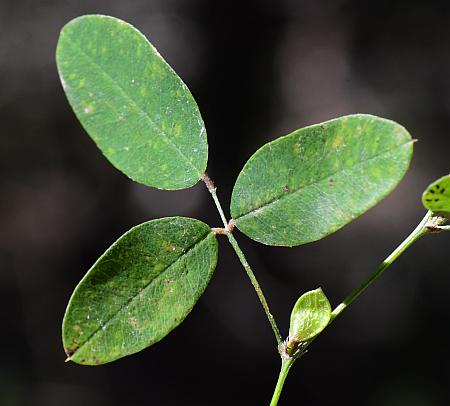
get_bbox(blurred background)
[1,1,450,405]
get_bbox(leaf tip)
[64,346,76,363]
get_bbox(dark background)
[1,1,449,405]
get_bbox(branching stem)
[270,210,446,405]
[202,174,283,345]
[203,172,447,405]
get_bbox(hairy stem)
[270,358,294,406]
[202,174,282,345]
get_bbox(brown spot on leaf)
[129,317,138,328]
[328,177,334,187]
[164,242,176,252]
[91,355,101,365]
[283,185,290,193]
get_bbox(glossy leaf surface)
[56,15,208,190]
[63,217,217,365]
[289,288,331,342]
[422,175,450,218]
[231,114,413,246]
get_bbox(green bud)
[288,288,331,343]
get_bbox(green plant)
[56,14,449,405]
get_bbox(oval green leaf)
[289,288,331,342]
[62,217,217,365]
[230,114,413,246]
[56,15,208,190]
[422,175,450,218]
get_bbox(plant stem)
[270,358,294,406]
[203,172,445,406]
[203,175,229,229]
[331,210,433,320]
[270,211,442,405]
[226,232,283,345]
[202,174,283,345]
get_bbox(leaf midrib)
[66,230,212,358]
[234,139,413,222]
[62,31,201,177]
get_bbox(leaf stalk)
[202,174,283,345]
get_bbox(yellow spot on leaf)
[173,123,181,136]
[332,135,343,149]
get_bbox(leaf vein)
[63,32,201,176]
[68,231,212,357]
[235,139,413,221]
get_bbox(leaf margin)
[230,114,414,246]
[62,216,218,365]
[56,14,209,190]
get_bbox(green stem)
[270,211,440,405]
[331,210,433,320]
[226,232,282,345]
[270,358,295,406]
[202,175,283,345]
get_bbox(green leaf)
[422,175,450,218]
[289,288,331,342]
[230,114,413,246]
[56,15,208,190]
[62,217,217,365]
